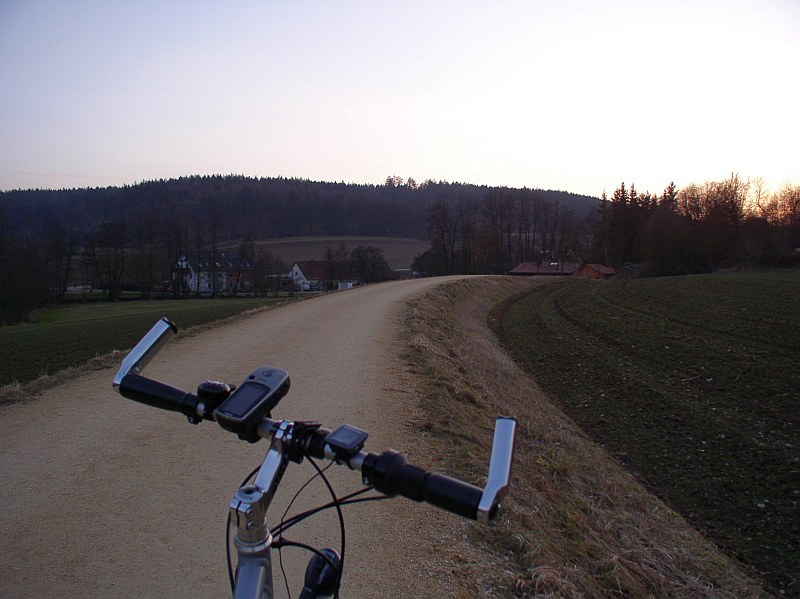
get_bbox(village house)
[288,260,360,291]
[173,251,254,296]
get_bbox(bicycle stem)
[229,425,294,599]
[231,422,294,545]
[230,483,277,599]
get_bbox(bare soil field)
[498,272,799,595]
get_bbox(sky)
[1,0,798,198]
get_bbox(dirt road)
[0,277,465,598]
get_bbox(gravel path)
[0,277,464,598]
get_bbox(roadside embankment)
[398,275,766,598]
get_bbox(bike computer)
[325,424,369,458]
[214,366,290,441]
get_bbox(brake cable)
[276,460,334,599]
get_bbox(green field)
[499,271,799,594]
[0,297,293,387]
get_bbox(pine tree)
[661,181,678,210]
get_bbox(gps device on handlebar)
[215,366,290,442]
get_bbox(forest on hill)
[0,175,598,324]
[0,175,597,242]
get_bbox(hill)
[0,174,599,243]
[0,174,599,323]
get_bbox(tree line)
[413,174,800,277]
[0,174,597,324]
[413,188,595,275]
[312,243,393,289]
[595,175,800,275]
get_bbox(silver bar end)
[112,317,177,390]
[477,417,517,523]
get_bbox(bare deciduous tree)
[84,220,127,301]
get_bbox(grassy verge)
[498,271,798,596]
[399,275,766,598]
[0,296,297,394]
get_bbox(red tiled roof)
[294,260,326,280]
[510,262,580,275]
[582,264,617,275]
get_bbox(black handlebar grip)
[420,472,483,520]
[119,374,199,418]
[363,450,483,520]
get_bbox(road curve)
[0,277,465,598]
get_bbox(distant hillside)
[0,175,600,324]
[0,174,599,243]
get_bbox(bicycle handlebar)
[257,417,513,522]
[118,373,201,417]
[112,318,516,523]
[362,450,485,520]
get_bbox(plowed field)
[499,271,799,595]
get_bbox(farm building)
[575,264,617,279]
[509,262,616,278]
[509,262,580,276]
[172,251,254,296]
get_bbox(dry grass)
[397,275,768,598]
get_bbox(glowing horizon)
[1,0,798,198]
